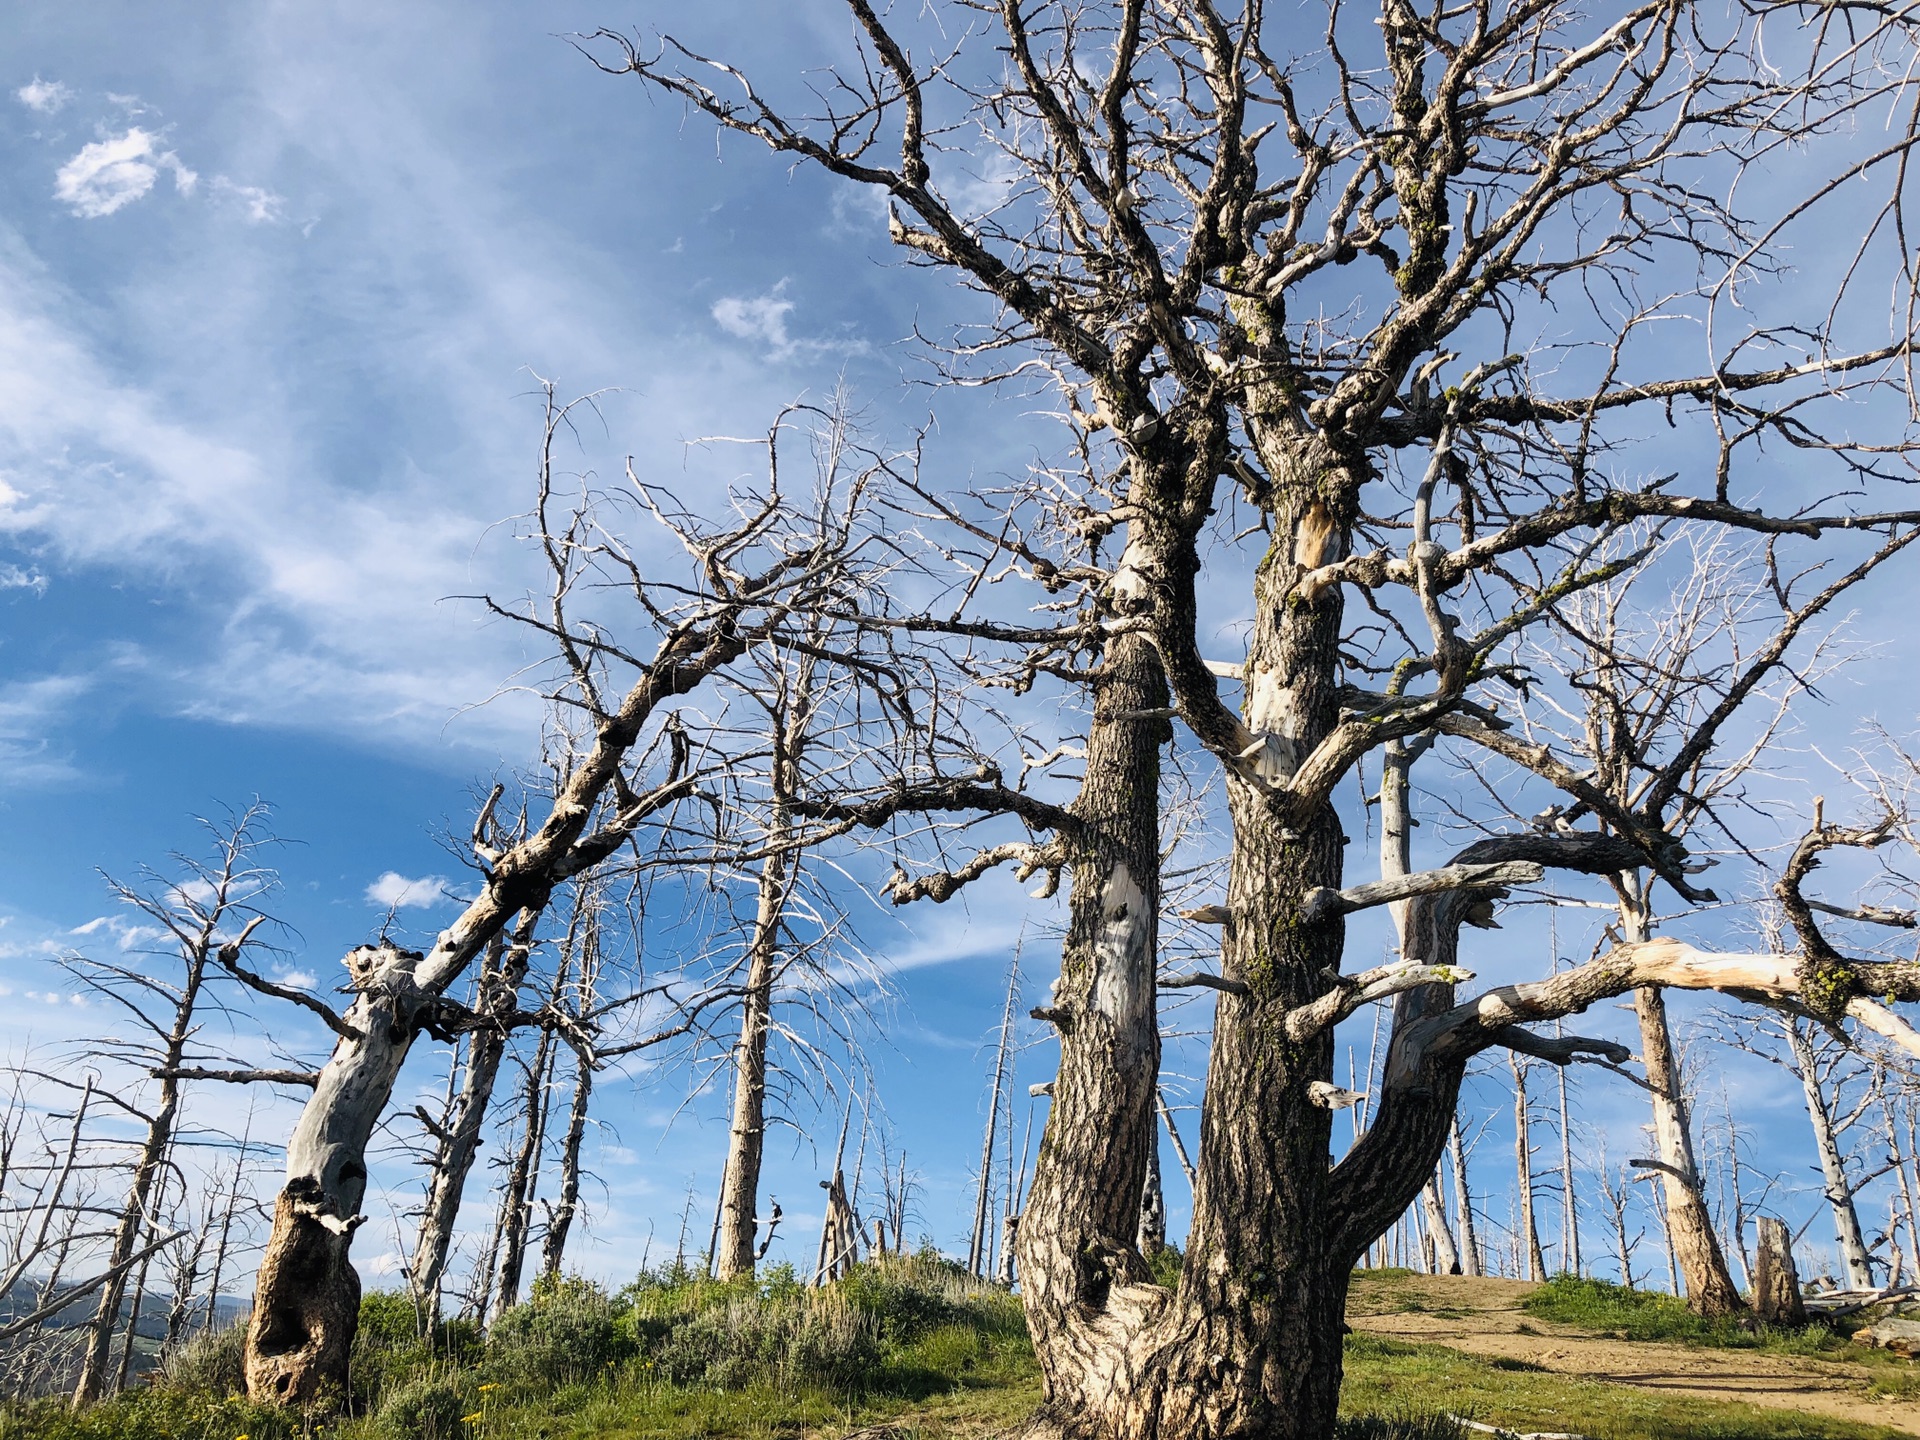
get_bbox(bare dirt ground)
[1348,1274,1918,1434]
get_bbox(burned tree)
[62,807,277,1404]
[240,390,891,1407]
[595,4,1920,1436]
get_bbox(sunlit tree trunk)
[1786,1020,1876,1291]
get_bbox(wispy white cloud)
[711,282,865,362]
[0,674,90,786]
[0,563,45,594]
[15,78,73,115]
[54,128,196,218]
[712,285,801,357]
[365,871,449,909]
[211,175,285,224]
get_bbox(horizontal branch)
[1157,971,1249,997]
[1285,961,1477,1043]
[1808,897,1918,929]
[1300,861,1544,925]
[1398,938,1920,1080]
[886,839,1067,905]
[153,1066,320,1088]
[1490,1027,1632,1068]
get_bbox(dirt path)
[1348,1274,1917,1435]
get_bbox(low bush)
[486,1274,633,1385]
[153,1320,247,1397]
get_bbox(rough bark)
[1137,1139,1166,1258]
[1754,1216,1806,1325]
[1012,566,1172,1434]
[246,944,425,1405]
[1786,1021,1877,1292]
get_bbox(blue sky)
[1,0,1916,1300]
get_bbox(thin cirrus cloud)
[364,871,450,909]
[53,126,197,218]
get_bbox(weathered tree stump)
[1754,1217,1805,1326]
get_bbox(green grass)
[1521,1275,1847,1354]
[4,1265,1914,1440]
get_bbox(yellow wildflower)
[462,1413,484,1423]
[477,1383,499,1391]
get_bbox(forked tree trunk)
[1018,479,1357,1438]
[1617,884,1745,1314]
[248,940,492,1405]
[1786,1020,1876,1291]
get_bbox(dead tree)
[1509,1053,1547,1282]
[64,807,276,1404]
[410,906,543,1324]
[595,4,1920,1434]
[240,391,887,1407]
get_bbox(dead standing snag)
[242,412,886,1407]
[593,4,1920,1436]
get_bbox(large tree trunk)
[1019,474,1355,1438]
[1617,884,1745,1314]
[1786,1020,1876,1291]
[246,943,445,1406]
[412,913,540,1321]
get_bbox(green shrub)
[651,1290,880,1391]
[371,1371,472,1440]
[154,1320,247,1397]
[487,1274,631,1384]
[1146,1242,1183,1290]
[358,1290,427,1352]
[0,1388,295,1440]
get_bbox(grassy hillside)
[0,1262,1913,1440]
